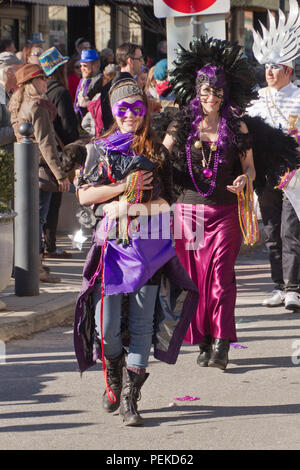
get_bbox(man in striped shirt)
[247,62,300,310]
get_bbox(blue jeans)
[93,285,159,369]
[39,189,52,254]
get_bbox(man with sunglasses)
[100,42,144,131]
[115,42,144,78]
[74,48,102,124]
[247,0,300,311]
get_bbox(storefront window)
[18,20,27,50]
[95,5,112,51]
[48,6,68,55]
[0,18,15,40]
[128,8,142,45]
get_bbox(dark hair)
[0,39,14,53]
[115,42,142,67]
[75,37,90,48]
[48,63,68,89]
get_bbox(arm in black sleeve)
[157,144,175,206]
[55,89,79,145]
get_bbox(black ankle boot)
[197,335,212,367]
[208,339,230,370]
[102,351,126,413]
[119,368,149,426]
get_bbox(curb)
[0,302,75,343]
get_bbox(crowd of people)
[0,35,174,283]
[1,0,300,428]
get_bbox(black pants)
[258,185,300,292]
[43,191,62,253]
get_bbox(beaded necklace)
[195,120,220,178]
[186,117,224,197]
[237,174,259,245]
[102,135,146,246]
[119,170,144,245]
[265,87,289,128]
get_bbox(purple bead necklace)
[186,116,225,197]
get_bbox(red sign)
[154,0,230,18]
[162,0,217,14]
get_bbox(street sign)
[154,0,230,18]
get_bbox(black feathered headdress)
[170,36,258,111]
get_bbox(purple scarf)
[99,130,135,155]
[74,78,91,116]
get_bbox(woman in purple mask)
[73,77,198,426]
[163,37,257,371]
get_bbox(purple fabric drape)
[94,215,175,295]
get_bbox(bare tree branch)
[105,0,166,36]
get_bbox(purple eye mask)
[112,100,147,117]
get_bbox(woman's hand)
[103,200,128,220]
[58,178,70,192]
[126,170,153,191]
[226,175,247,194]
[77,95,90,108]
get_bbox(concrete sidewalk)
[0,235,87,343]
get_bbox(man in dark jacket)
[47,76,78,146]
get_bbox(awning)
[231,0,279,9]
[116,0,153,6]
[18,0,89,6]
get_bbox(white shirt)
[247,82,300,133]
[0,84,6,105]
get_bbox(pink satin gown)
[174,202,242,344]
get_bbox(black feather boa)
[151,109,299,196]
[243,115,299,194]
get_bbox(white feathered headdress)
[252,0,300,68]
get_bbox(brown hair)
[144,66,156,94]
[48,63,68,89]
[101,88,160,164]
[115,42,141,68]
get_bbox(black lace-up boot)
[119,368,149,426]
[102,351,126,413]
[197,335,212,367]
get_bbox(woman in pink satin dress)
[163,37,257,370]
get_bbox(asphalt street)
[0,244,300,451]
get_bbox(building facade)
[0,1,295,61]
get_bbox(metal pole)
[14,122,39,296]
[190,15,201,38]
